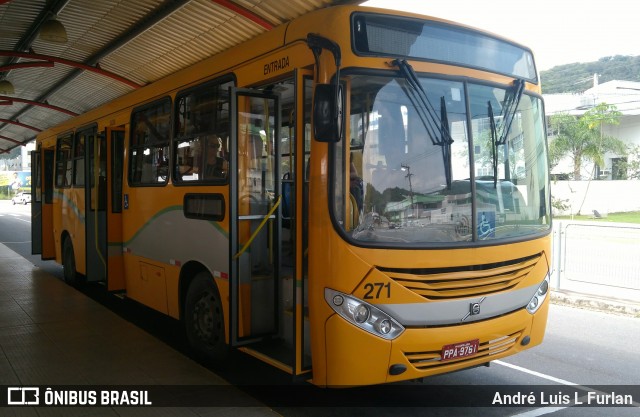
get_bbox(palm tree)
[549,103,626,180]
[549,103,627,214]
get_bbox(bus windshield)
[336,73,550,245]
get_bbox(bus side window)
[173,78,233,184]
[55,134,73,188]
[129,98,171,186]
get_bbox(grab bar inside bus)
[233,195,281,260]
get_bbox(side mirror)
[313,83,343,143]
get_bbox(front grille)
[382,254,541,300]
[403,330,523,370]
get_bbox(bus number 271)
[363,282,391,299]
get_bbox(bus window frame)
[72,125,97,188]
[183,193,225,221]
[172,75,235,186]
[111,129,125,213]
[54,131,74,189]
[128,96,172,187]
[75,123,98,191]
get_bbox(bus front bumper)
[324,298,549,386]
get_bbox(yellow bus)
[31,5,551,387]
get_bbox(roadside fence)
[552,221,640,303]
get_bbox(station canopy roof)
[0,0,359,154]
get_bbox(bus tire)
[184,272,228,365]
[62,238,80,286]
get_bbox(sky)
[362,0,640,71]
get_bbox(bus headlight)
[325,288,404,340]
[377,318,392,334]
[526,275,550,314]
[354,304,370,323]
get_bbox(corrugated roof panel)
[0,0,42,54]
[101,0,264,84]
[57,71,133,111]
[236,0,335,23]
[1,124,35,143]
[0,102,30,132]
[4,64,76,100]
[0,0,348,151]
[17,107,69,133]
[53,0,163,61]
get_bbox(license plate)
[441,339,479,361]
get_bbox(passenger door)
[85,127,106,283]
[31,149,42,255]
[32,147,56,260]
[230,88,281,346]
[106,128,125,291]
[84,126,125,289]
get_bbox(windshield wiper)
[500,79,525,146]
[488,79,525,188]
[393,59,454,188]
[488,101,499,189]
[439,96,453,189]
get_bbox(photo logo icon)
[7,387,40,405]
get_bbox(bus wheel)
[184,272,228,365]
[62,238,79,286]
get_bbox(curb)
[551,290,640,317]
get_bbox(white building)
[544,78,640,216]
[544,78,640,180]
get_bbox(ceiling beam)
[0,51,143,89]
[0,119,42,132]
[0,61,55,72]
[0,95,78,116]
[0,134,27,146]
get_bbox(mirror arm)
[307,33,343,142]
[307,33,341,93]
[307,33,342,74]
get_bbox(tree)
[541,55,640,94]
[617,145,640,180]
[549,103,627,180]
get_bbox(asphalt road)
[1,200,639,416]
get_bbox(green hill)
[540,55,640,94]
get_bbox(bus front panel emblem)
[470,302,481,315]
[461,296,486,322]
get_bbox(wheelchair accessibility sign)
[478,211,495,239]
